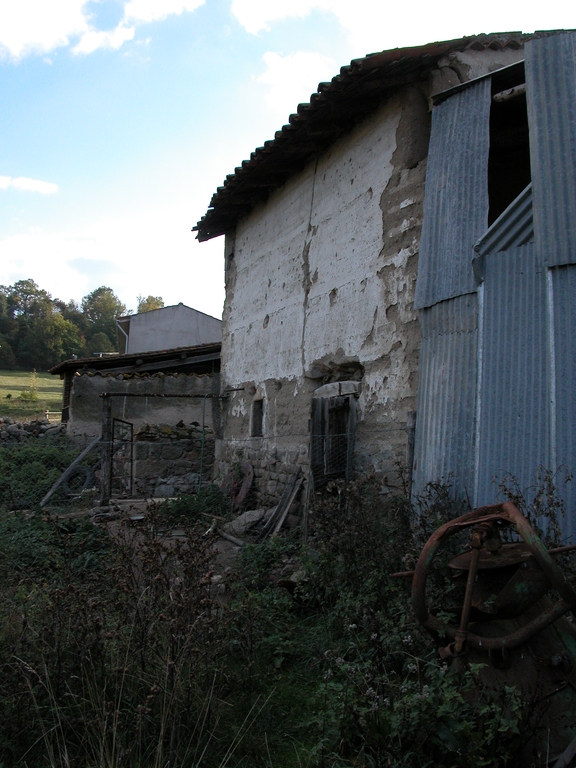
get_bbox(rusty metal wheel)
[411,502,576,652]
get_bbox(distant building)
[116,303,221,355]
[50,342,221,437]
[51,302,222,440]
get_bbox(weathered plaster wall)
[217,46,525,502]
[67,372,220,441]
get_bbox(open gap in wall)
[488,66,531,225]
[251,399,263,437]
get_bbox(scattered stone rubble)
[0,417,66,443]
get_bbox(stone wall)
[133,423,215,498]
[0,417,66,443]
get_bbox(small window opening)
[251,399,263,437]
[488,81,531,225]
[326,397,350,475]
[310,394,356,488]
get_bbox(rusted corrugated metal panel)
[414,78,491,310]
[475,244,550,507]
[412,293,478,501]
[551,265,576,539]
[474,183,533,257]
[526,33,576,267]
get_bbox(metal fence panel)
[414,77,491,309]
[412,292,478,500]
[526,32,576,267]
[475,243,550,505]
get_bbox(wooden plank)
[271,476,303,538]
[100,396,113,506]
[259,474,298,537]
[40,436,101,508]
[217,528,246,547]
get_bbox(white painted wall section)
[226,100,400,385]
[122,304,221,354]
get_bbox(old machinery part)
[411,502,576,654]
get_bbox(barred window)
[310,393,356,488]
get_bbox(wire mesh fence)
[0,429,217,511]
[0,403,411,512]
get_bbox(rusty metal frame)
[411,502,576,651]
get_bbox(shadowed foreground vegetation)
[0,477,547,767]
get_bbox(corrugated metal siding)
[551,265,576,539]
[474,183,533,257]
[475,243,550,505]
[414,78,491,310]
[412,293,478,500]
[526,33,576,267]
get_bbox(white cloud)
[0,0,205,61]
[258,51,336,117]
[232,0,576,62]
[232,0,341,35]
[73,23,135,55]
[0,208,224,317]
[0,176,59,194]
[123,0,205,24]
[0,0,89,59]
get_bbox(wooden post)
[406,410,417,498]
[39,435,100,508]
[100,394,113,506]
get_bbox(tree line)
[0,279,164,371]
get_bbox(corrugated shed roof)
[195,32,538,242]
[49,342,221,375]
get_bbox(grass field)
[0,370,63,421]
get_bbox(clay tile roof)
[194,32,538,242]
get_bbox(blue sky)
[0,1,574,318]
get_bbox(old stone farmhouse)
[196,32,576,537]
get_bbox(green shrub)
[18,369,39,401]
[154,483,228,526]
[0,440,80,508]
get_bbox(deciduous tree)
[137,295,164,313]
[81,286,127,350]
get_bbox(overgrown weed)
[1,469,568,766]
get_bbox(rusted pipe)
[390,570,415,578]
[455,536,482,653]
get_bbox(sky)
[0,1,574,319]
